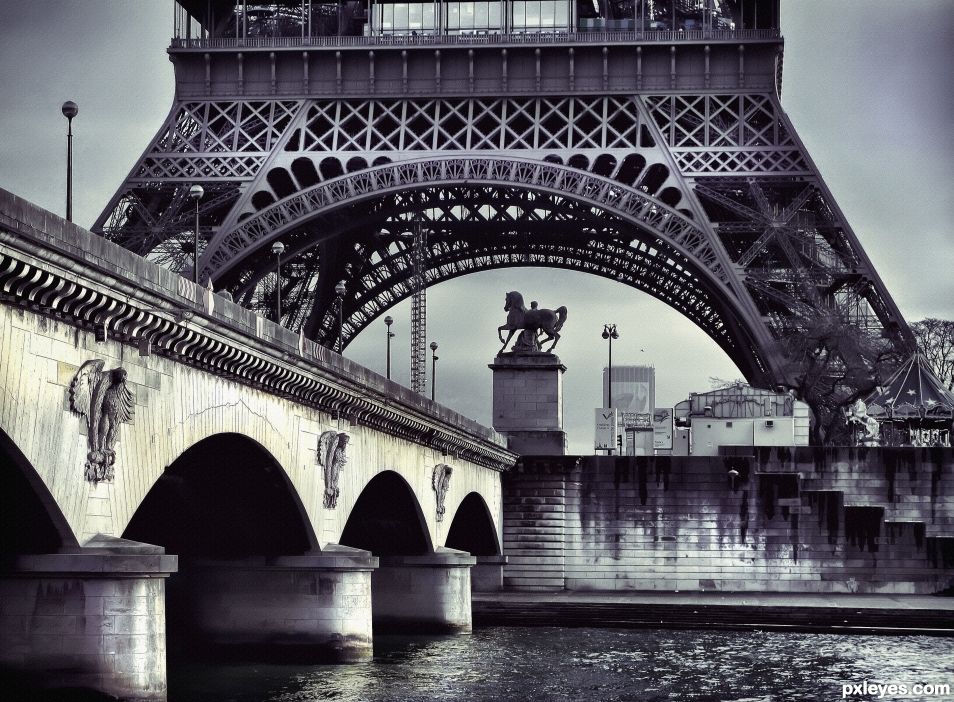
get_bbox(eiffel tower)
[94,0,912,386]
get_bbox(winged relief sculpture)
[317,430,349,509]
[69,360,135,484]
[432,463,453,522]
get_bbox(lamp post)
[384,315,394,380]
[188,184,204,284]
[602,323,619,454]
[271,241,285,321]
[61,101,78,222]
[430,341,439,402]
[334,280,347,352]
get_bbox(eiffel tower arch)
[94,0,913,386]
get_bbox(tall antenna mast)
[409,220,427,394]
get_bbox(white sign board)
[594,408,618,450]
[652,408,673,449]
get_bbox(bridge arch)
[445,492,501,557]
[199,156,770,382]
[123,432,317,556]
[0,427,78,553]
[338,470,433,556]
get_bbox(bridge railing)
[170,28,781,50]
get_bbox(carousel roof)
[866,351,954,421]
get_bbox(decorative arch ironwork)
[193,157,772,382]
[200,156,727,284]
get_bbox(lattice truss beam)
[644,94,811,176]
[93,86,913,383]
[94,100,304,273]
[693,176,904,343]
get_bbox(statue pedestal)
[489,353,566,455]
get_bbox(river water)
[169,626,954,701]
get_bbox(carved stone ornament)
[318,430,350,509]
[432,463,453,522]
[69,360,136,484]
[497,291,567,354]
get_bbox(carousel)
[847,352,954,447]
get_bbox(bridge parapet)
[0,187,515,471]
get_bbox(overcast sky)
[0,1,951,454]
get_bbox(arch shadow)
[339,470,433,556]
[0,427,78,554]
[445,492,500,557]
[123,432,316,557]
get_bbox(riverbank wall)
[502,448,954,594]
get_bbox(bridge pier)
[172,546,377,663]
[371,548,475,633]
[0,536,176,702]
[472,554,508,592]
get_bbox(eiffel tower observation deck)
[94,0,912,387]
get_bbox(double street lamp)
[602,323,620,454]
[430,341,439,402]
[334,280,347,352]
[188,184,204,284]
[271,241,285,321]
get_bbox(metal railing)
[170,28,780,50]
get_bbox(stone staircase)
[737,447,954,593]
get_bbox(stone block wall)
[502,450,954,594]
[175,552,376,663]
[371,550,475,633]
[490,354,567,456]
[0,541,175,701]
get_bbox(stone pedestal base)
[472,554,508,592]
[489,353,566,455]
[0,536,177,702]
[372,548,475,633]
[179,545,377,663]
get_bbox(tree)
[911,318,954,390]
[776,316,903,445]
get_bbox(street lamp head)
[188,184,205,200]
[430,341,438,352]
[334,280,347,297]
[61,101,78,120]
[602,329,610,339]
[271,241,286,257]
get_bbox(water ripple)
[169,627,954,702]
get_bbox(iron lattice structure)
[409,221,427,394]
[94,5,911,386]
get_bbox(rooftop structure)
[171,1,778,43]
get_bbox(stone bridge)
[0,188,516,700]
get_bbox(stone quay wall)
[503,448,954,594]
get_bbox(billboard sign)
[594,408,618,450]
[652,407,673,449]
[612,380,651,415]
[622,411,653,429]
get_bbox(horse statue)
[498,291,568,354]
